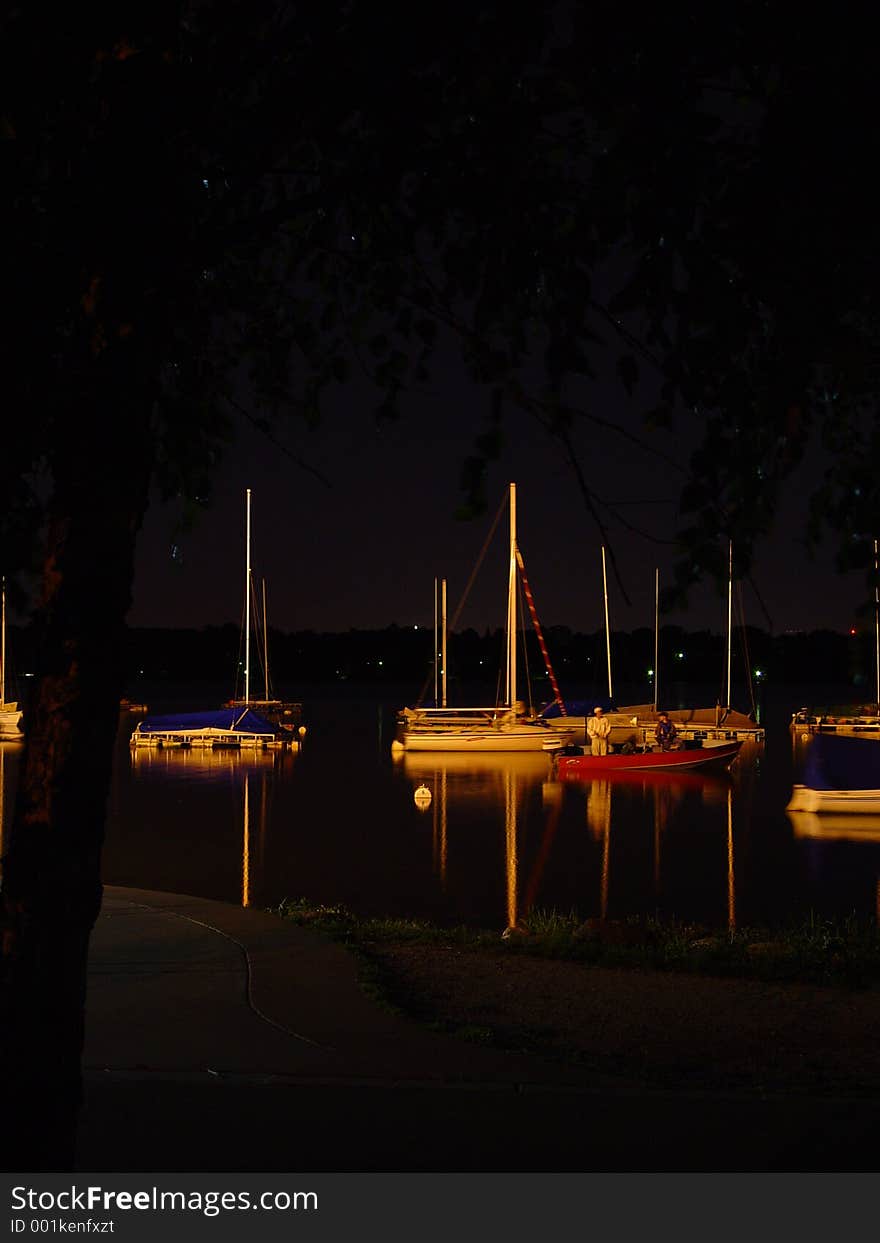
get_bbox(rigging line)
[515,544,566,715]
[222,394,332,488]
[447,488,508,634]
[249,573,272,697]
[735,580,758,718]
[516,572,535,716]
[233,588,249,701]
[413,487,509,710]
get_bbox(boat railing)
[400,706,519,725]
[130,726,287,750]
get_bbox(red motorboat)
[554,740,742,778]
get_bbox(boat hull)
[399,727,565,753]
[787,733,880,814]
[555,741,742,777]
[786,785,880,815]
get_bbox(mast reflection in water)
[3,692,880,932]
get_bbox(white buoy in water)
[413,783,432,809]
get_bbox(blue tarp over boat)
[540,698,615,718]
[803,733,880,791]
[135,708,278,736]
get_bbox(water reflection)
[116,740,297,908]
[577,771,736,929]
[129,744,291,782]
[9,692,880,930]
[398,752,552,929]
[395,750,739,930]
[242,770,271,908]
[0,738,23,870]
[787,811,880,843]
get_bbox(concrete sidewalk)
[76,887,880,1172]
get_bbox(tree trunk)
[0,403,153,1171]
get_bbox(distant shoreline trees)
[4,622,859,691]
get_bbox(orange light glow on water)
[727,787,736,932]
[242,774,250,908]
[505,769,517,930]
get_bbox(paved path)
[76,888,879,1172]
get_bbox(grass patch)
[273,898,880,990]
[272,900,880,1067]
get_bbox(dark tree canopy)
[2,0,880,1170]
[3,1,879,609]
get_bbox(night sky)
[127,377,863,639]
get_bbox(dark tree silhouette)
[1,1,879,1168]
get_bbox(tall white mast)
[507,483,517,709]
[441,577,448,708]
[653,567,660,711]
[244,488,252,705]
[726,539,733,709]
[433,577,439,706]
[1,576,6,705]
[602,546,613,700]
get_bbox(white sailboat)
[223,488,304,737]
[393,483,574,753]
[539,547,764,746]
[616,545,764,744]
[0,578,24,739]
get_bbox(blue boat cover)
[803,734,880,790]
[540,697,615,718]
[135,708,278,735]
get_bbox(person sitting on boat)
[587,706,612,756]
[655,711,678,751]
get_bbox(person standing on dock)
[587,706,612,756]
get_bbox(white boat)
[540,702,764,747]
[619,546,764,742]
[393,483,575,753]
[0,577,23,739]
[542,545,764,745]
[791,706,880,737]
[786,733,880,814]
[614,704,762,745]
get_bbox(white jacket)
[587,714,612,740]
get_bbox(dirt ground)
[369,943,880,1096]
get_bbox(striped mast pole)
[515,546,567,715]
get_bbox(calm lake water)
[2,680,880,933]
